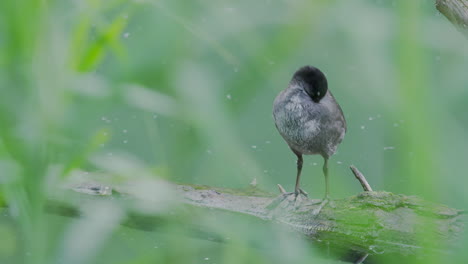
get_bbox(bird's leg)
[266,151,308,210]
[323,157,329,199]
[313,157,331,215]
[293,152,308,199]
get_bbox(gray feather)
[273,83,346,158]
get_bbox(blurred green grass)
[1,0,468,263]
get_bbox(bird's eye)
[317,91,321,96]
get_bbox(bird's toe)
[312,197,330,215]
[267,185,310,210]
[299,188,308,197]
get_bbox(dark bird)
[273,65,346,203]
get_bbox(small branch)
[277,184,287,194]
[354,253,369,264]
[350,165,373,191]
[436,0,468,39]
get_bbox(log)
[174,185,463,257]
[436,0,468,38]
[42,168,465,261]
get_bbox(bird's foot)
[297,187,308,197]
[312,195,334,215]
[266,184,309,210]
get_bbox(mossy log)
[178,185,463,256]
[42,170,465,262]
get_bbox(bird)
[272,65,346,204]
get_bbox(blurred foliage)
[1,0,468,263]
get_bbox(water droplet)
[393,123,399,127]
[123,140,128,144]
[265,141,271,144]
[234,67,239,73]
[123,32,130,38]
[251,145,257,149]
[101,116,112,123]
[204,257,210,261]
[383,146,395,150]
[153,114,158,119]
[337,161,343,164]
[312,162,318,166]
[226,94,232,100]
[368,117,374,121]
[206,149,212,154]
[123,129,128,133]
[361,125,365,130]
[250,178,257,186]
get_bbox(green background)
[1,0,467,263]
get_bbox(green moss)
[0,191,4,208]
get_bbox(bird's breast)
[273,90,345,157]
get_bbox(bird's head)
[292,65,328,103]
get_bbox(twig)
[436,0,468,39]
[277,184,287,194]
[354,253,369,264]
[350,165,373,192]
